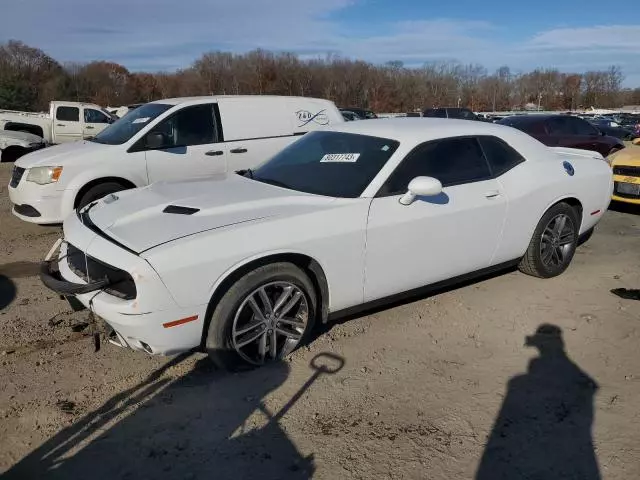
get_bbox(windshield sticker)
[132,117,150,124]
[320,153,361,163]
[381,145,390,151]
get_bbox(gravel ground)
[0,161,639,479]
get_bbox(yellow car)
[609,138,640,205]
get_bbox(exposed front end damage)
[0,130,46,162]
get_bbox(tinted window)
[56,106,79,122]
[566,117,598,135]
[424,109,447,118]
[381,137,491,195]
[146,104,216,148]
[84,108,110,124]
[251,131,399,198]
[546,117,573,135]
[92,103,172,145]
[479,136,525,176]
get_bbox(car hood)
[85,174,338,253]
[0,130,45,148]
[15,140,113,168]
[609,147,640,167]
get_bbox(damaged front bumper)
[39,234,207,355]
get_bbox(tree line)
[1,40,639,113]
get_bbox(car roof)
[328,117,514,142]
[149,95,330,106]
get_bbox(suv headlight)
[26,166,63,185]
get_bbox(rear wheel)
[205,262,316,371]
[519,202,579,278]
[77,182,127,209]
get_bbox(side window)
[424,109,446,118]
[478,136,525,176]
[567,117,598,135]
[546,117,572,135]
[84,108,110,124]
[381,137,491,195]
[147,104,216,148]
[56,106,79,122]
[459,109,476,120]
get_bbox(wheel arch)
[4,122,44,138]
[199,252,330,349]
[73,177,138,208]
[1,145,28,162]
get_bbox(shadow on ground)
[609,200,640,216]
[0,274,16,310]
[476,324,601,480]
[4,351,344,480]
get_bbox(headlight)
[26,166,63,185]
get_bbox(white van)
[8,96,344,224]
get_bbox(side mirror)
[399,176,443,205]
[145,132,166,149]
[633,138,640,146]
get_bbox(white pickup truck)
[0,101,115,145]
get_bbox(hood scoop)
[162,205,200,215]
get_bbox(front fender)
[60,170,148,219]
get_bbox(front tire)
[77,182,126,209]
[519,202,579,278]
[205,263,316,371]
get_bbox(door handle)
[230,148,248,154]
[205,150,224,156]
[56,124,65,127]
[85,126,95,130]
[485,190,501,199]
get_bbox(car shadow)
[609,200,640,215]
[0,274,16,310]
[311,263,518,343]
[4,351,344,480]
[475,324,600,480]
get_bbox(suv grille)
[66,244,137,299]
[9,166,25,188]
[613,165,640,177]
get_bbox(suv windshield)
[251,131,400,198]
[91,103,172,145]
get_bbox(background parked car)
[339,107,377,119]
[341,110,360,121]
[588,118,638,141]
[498,114,625,157]
[423,107,493,122]
[0,101,115,144]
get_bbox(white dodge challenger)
[40,118,613,369]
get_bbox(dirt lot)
[0,161,639,479]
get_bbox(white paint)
[48,118,613,357]
[0,101,111,144]
[9,95,344,224]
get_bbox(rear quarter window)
[478,136,526,176]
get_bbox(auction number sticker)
[320,153,360,163]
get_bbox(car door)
[53,106,83,143]
[364,136,507,302]
[142,104,228,183]
[82,108,112,138]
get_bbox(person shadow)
[4,351,344,480]
[476,324,601,480]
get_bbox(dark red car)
[498,114,625,157]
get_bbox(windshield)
[251,131,399,198]
[91,103,172,145]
